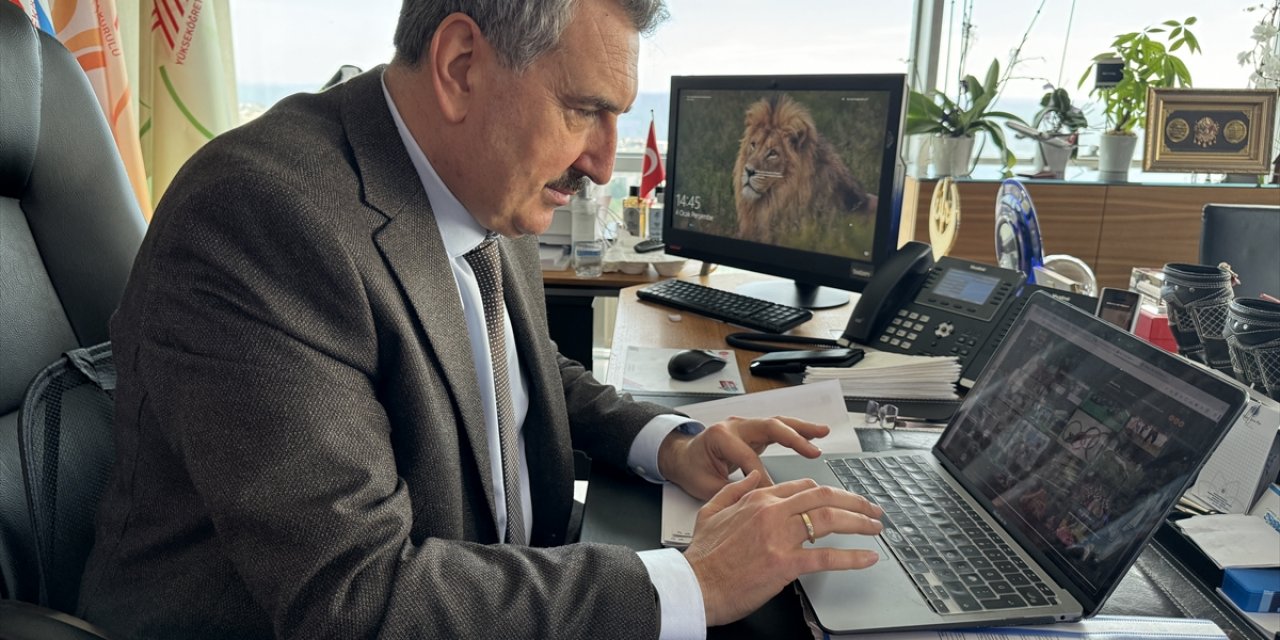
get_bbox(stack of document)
[803,351,961,400]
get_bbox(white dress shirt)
[381,75,706,639]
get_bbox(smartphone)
[1095,287,1142,332]
[748,347,864,376]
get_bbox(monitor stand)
[736,280,849,310]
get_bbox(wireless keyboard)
[636,279,813,333]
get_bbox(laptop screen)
[937,296,1240,605]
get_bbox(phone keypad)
[879,306,980,367]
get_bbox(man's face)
[455,0,639,236]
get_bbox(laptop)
[763,292,1248,634]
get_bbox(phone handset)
[840,241,935,346]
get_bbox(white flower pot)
[1037,139,1073,179]
[932,135,975,177]
[1098,133,1138,182]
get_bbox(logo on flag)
[640,117,665,199]
[151,0,202,63]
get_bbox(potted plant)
[906,58,1027,177]
[1031,86,1089,178]
[1079,17,1201,180]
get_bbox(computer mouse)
[667,349,728,382]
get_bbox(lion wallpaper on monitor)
[672,90,888,258]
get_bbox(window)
[229,0,398,122]
[622,0,915,154]
[228,1,1266,182]
[934,1,1261,173]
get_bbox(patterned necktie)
[462,236,525,545]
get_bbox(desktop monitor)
[661,74,908,309]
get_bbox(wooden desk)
[590,279,1268,637]
[604,271,858,392]
[541,262,696,370]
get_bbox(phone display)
[1096,287,1141,332]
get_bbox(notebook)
[763,292,1248,635]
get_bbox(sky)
[228,0,1266,142]
[229,0,1260,93]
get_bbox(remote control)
[634,239,665,253]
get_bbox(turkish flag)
[640,118,665,199]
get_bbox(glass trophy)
[993,179,1044,282]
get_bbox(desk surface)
[605,271,857,393]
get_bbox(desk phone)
[842,241,1067,386]
[860,256,1021,369]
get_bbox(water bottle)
[648,185,665,241]
[571,184,602,277]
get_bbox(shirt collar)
[380,71,489,258]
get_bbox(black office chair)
[1200,203,1280,299]
[1,2,144,636]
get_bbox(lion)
[733,95,878,245]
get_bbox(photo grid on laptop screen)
[938,303,1231,600]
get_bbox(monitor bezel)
[660,73,908,294]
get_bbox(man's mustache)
[546,170,589,194]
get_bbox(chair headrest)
[0,2,42,199]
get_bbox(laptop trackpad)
[798,533,937,633]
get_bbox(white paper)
[804,351,961,401]
[1174,514,1280,569]
[660,380,858,547]
[620,346,745,396]
[1186,393,1280,514]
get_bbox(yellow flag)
[139,0,237,204]
[46,0,153,218]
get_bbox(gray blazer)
[78,67,668,639]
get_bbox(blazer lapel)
[339,67,498,535]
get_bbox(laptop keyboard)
[828,455,1058,615]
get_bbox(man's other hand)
[657,415,827,500]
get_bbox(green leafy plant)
[1034,87,1088,136]
[1079,17,1202,135]
[905,58,1027,169]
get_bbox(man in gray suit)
[78,0,885,637]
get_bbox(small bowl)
[618,261,649,275]
[653,260,686,277]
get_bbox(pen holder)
[1224,297,1280,400]
[1161,263,1235,375]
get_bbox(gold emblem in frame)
[1143,88,1278,174]
[1193,117,1219,148]
[1224,120,1248,145]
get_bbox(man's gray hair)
[394,0,667,71]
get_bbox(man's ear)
[429,14,482,123]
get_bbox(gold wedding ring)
[800,511,816,544]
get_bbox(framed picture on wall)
[1143,88,1278,174]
